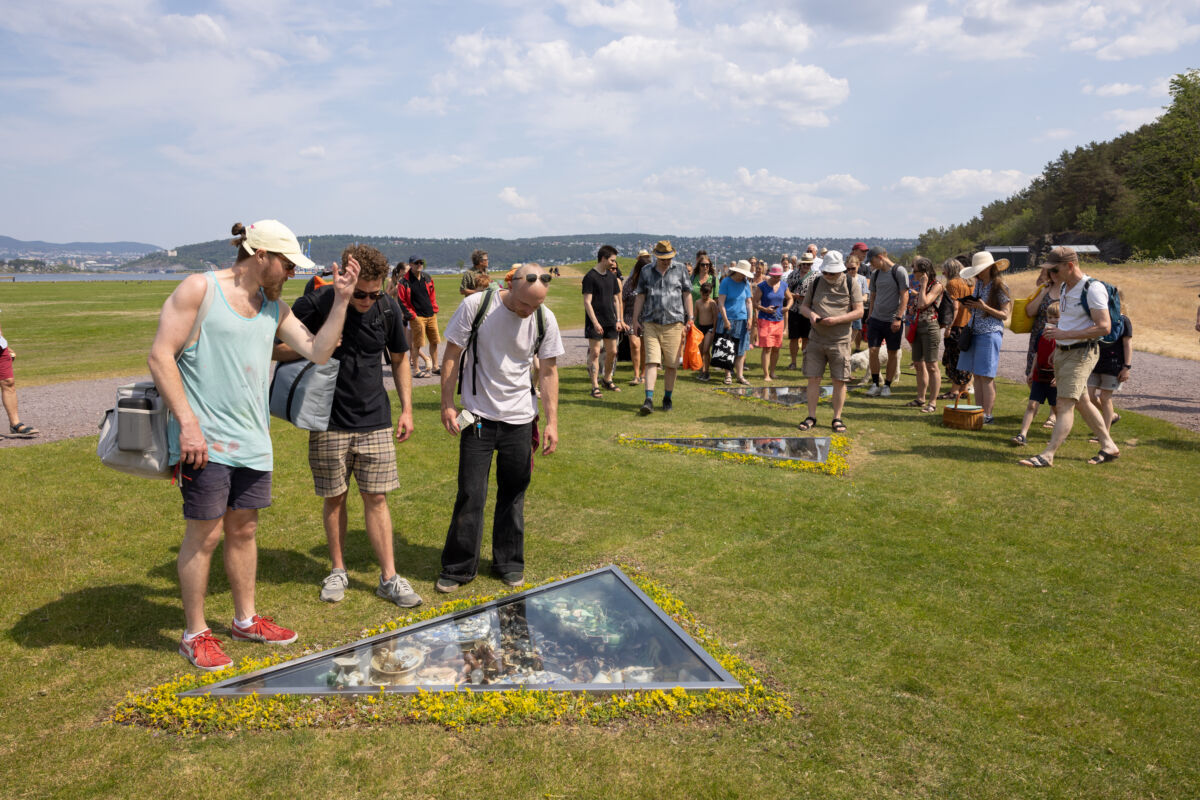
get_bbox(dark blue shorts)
[1028,381,1058,406]
[177,462,272,521]
[866,317,902,350]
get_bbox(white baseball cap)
[240,219,315,269]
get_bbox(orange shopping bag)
[681,323,703,370]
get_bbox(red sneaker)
[230,615,297,645]
[179,629,233,671]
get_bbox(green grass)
[1,354,1198,798]
[2,275,1198,797]
[0,270,587,386]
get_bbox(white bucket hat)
[729,260,754,279]
[820,250,846,273]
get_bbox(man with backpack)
[275,245,421,608]
[1019,246,1121,467]
[436,263,564,593]
[396,256,441,379]
[796,250,863,433]
[864,246,909,397]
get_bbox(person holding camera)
[436,263,564,593]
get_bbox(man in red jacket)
[396,257,441,378]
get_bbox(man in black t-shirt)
[582,245,627,396]
[274,245,422,609]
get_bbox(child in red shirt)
[1013,302,1059,446]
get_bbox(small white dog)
[849,341,888,377]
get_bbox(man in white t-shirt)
[1020,246,1119,467]
[436,263,565,592]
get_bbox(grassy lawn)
[1,262,1198,797]
[2,354,1198,798]
[0,269,589,387]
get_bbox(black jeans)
[440,418,533,583]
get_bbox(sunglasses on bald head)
[520,273,552,284]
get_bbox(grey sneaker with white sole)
[319,568,348,603]
[377,574,423,608]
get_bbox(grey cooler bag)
[97,382,173,479]
[269,357,340,431]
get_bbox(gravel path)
[1,328,1196,449]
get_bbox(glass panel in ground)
[223,570,722,693]
[721,385,831,405]
[637,436,831,463]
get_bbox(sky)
[1,0,1197,249]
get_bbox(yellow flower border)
[108,568,792,734]
[617,434,849,477]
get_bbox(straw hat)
[961,251,1010,281]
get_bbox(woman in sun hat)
[717,260,755,384]
[753,263,792,381]
[956,251,1012,424]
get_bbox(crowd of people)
[42,217,1136,671]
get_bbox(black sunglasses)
[522,273,552,284]
[352,289,385,300]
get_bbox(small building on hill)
[983,245,1030,272]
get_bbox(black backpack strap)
[457,288,498,397]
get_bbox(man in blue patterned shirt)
[631,239,694,415]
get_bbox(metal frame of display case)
[183,565,742,697]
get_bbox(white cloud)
[1083,82,1143,96]
[498,186,535,209]
[298,146,326,159]
[507,212,545,228]
[708,61,849,127]
[1036,128,1075,141]
[1096,15,1200,60]
[1105,106,1163,132]
[712,13,814,53]
[1147,75,1173,97]
[556,0,678,32]
[892,169,1032,199]
[404,95,448,115]
[1068,36,1099,51]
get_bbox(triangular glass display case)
[185,566,740,696]
[719,385,832,405]
[630,435,832,464]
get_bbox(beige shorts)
[642,321,685,367]
[803,337,852,381]
[308,427,399,497]
[411,315,440,350]
[1053,344,1100,401]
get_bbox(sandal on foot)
[601,379,620,392]
[1042,418,1056,429]
[797,416,817,431]
[414,369,431,379]
[736,376,751,385]
[8,422,38,437]
[831,418,847,433]
[590,387,603,398]
[431,367,441,375]
[1011,433,1027,446]
[904,399,923,407]
[921,403,937,413]
[1019,454,1053,468]
[1088,450,1120,465]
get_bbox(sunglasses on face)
[521,273,552,284]
[352,289,385,300]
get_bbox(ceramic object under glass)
[719,385,832,405]
[630,435,831,464]
[183,566,740,696]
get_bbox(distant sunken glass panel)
[720,385,832,405]
[185,567,739,696]
[634,436,831,464]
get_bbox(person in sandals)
[275,244,421,611]
[0,315,37,438]
[797,250,863,434]
[583,245,627,398]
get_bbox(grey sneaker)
[377,574,423,608]
[880,385,892,397]
[865,383,882,397]
[319,568,348,603]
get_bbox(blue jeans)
[440,418,533,583]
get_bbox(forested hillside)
[916,69,1200,263]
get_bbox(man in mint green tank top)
[149,219,358,670]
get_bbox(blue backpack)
[1080,278,1124,344]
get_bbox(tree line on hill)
[915,69,1200,264]
[123,233,918,273]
